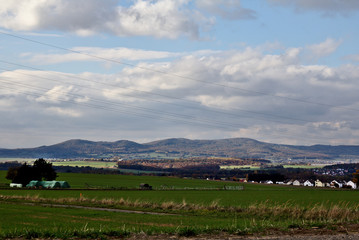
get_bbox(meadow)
[0,158,35,163]
[0,171,358,239]
[51,160,117,168]
[220,165,261,170]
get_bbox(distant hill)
[0,138,358,161]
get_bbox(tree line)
[6,158,57,186]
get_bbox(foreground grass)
[1,172,359,238]
[0,193,359,239]
[1,185,358,209]
[0,201,289,239]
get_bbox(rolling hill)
[0,138,358,161]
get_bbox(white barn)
[303,180,313,187]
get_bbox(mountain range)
[1,138,359,162]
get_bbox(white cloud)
[36,85,74,103]
[196,0,256,20]
[0,0,213,39]
[1,43,359,146]
[306,38,342,59]
[0,0,116,32]
[345,54,359,62]
[112,0,207,39]
[311,121,349,131]
[47,107,82,117]
[25,47,181,65]
[268,0,359,16]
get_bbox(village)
[247,179,357,189]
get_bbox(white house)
[345,181,357,189]
[293,180,301,186]
[330,180,343,188]
[303,180,313,187]
[265,180,273,184]
[315,179,324,187]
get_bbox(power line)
[0,83,239,130]
[0,31,356,144]
[0,77,247,130]
[0,82,343,143]
[0,60,312,125]
[1,30,358,113]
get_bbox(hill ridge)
[0,138,358,161]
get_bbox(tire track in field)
[23,202,178,215]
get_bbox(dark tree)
[353,169,359,183]
[33,158,57,181]
[5,158,57,186]
[5,166,18,181]
[6,163,36,186]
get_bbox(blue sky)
[0,0,359,148]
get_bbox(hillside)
[0,138,358,161]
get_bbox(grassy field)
[0,158,35,163]
[282,164,327,169]
[51,160,117,168]
[0,171,358,238]
[220,165,261,170]
[52,161,166,174]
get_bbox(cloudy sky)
[1,0,359,148]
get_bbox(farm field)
[0,158,35,163]
[0,171,359,238]
[52,161,167,174]
[220,165,261,170]
[282,164,327,169]
[51,160,117,168]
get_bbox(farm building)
[26,180,70,189]
[292,180,301,186]
[58,181,71,188]
[303,180,313,187]
[10,183,22,188]
[330,180,343,188]
[345,181,357,189]
[315,179,324,187]
[139,183,152,190]
[286,180,293,185]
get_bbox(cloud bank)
[0,0,212,39]
[1,39,359,147]
[269,0,359,16]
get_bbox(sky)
[0,0,359,148]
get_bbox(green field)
[0,171,358,238]
[220,165,261,170]
[52,160,165,174]
[282,164,327,169]
[0,158,36,163]
[51,160,117,168]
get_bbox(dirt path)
[125,224,359,240]
[23,202,177,215]
[126,233,359,240]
